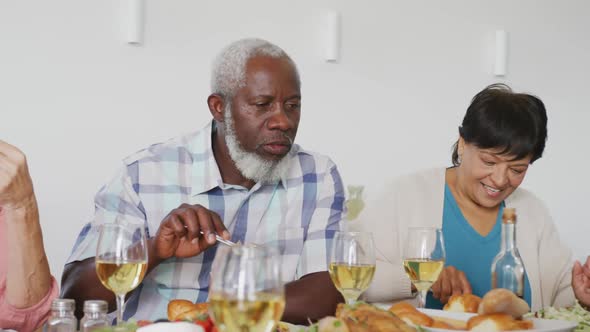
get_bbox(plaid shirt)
[66,121,345,320]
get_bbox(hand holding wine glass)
[328,231,376,305]
[209,245,284,332]
[402,227,446,308]
[95,222,148,325]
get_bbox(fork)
[197,230,260,248]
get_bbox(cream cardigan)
[359,168,574,311]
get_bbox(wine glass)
[329,231,376,305]
[95,223,148,324]
[209,244,284,332]
[402,227,446,308]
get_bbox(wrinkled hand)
[0,140,36,211]
[572,256,590,309]
[153,203,230,260]
[431,266,473,304]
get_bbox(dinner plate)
[419,308,578,332]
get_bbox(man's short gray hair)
[211,38,300,100]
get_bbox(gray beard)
[223,108,291,184]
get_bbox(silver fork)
[182,224,259,247]
[207,232,237,247]
[198,230,260,248]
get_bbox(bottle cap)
[502,208,517,224]
[51,298,76,311]
[84,300,108,313]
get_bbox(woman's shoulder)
[387,167,446,189]
[506,187,553,227]
[507,187,548,210]
[365,167,446,213]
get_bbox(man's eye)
[511,168,525,175]
[256,102,270,108]
[286,103,300,110]
[483,160,495,166]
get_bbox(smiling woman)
[359,84,586,313]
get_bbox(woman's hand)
[572,256,590,309]
[431,266,473,304]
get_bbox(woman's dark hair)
[452,83,548,166]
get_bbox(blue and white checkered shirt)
[66,121,345,320]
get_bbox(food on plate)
[274,321,294,332]
[389,301,420,315]
[527,302,590,332]
[467,313,533,331]
[336,302,416,332]
[389,301,466,329]
[478,288,530,319]
[430,318,458,330]
[444,294,482,313]
[388,301,433,326]
[168,299,209,321]
[431,316,468,330]
[316,316,350,332]
[396,310,435,327]
[137,322,205,332]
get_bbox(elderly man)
[61,38,345,324]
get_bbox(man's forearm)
[282,272,344,325]
[61,258,116,319]
[5,199,53,308]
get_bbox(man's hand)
[572,256,590,309]
[0,140,36,211]
[431,266,472,304]
[153,203,231,260]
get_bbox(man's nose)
[267,105,294,131]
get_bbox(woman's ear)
[457,137,466,159]
[207,94,225,122]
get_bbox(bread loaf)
[478,289,530,319]
[467,313,533,331]
[167,300,208,321]
[443,294,482,313]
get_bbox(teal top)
[425,184,531,308]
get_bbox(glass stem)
[417,290,428,308]
[116,293,126,325]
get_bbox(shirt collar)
[189,121,223,196]
[190,121,293,195]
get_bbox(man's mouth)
[261,141,291,156]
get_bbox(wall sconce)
[126,0,144,45]
[323,10,341,63]
[493,30,508,76]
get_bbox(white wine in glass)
[329,231,376,305]
[96,223,148,325]
[209,245,284,332]
[402,227,445,308]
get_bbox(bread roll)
[388,302,418,316]
[167,300,208,321]
[431,319,457,330]
[431,316,468,330]
[467,313,533,331]
[478,289,530,318]
[396,311,434,327]
[443,294,482,313]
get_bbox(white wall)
[1,0,589,283]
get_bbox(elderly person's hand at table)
[0,140,58,331]
[431,266,473,304]
[572,256,590,310]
